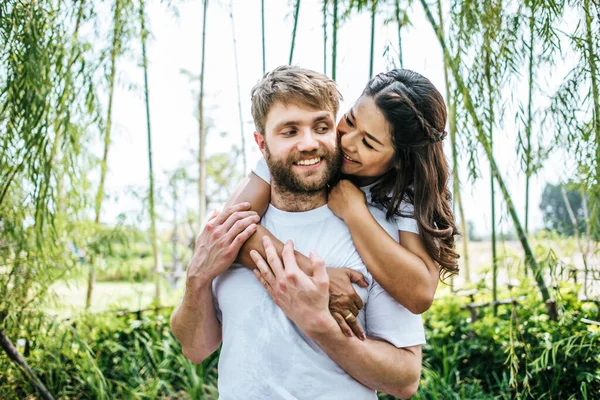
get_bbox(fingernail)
[249,250,257,258]
[361,334,366,341]
[347,331,353,338]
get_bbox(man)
[170,66,424,399]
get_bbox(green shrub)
[0,309,218,399]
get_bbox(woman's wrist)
[344,202,370,226]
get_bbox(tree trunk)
[140,0,160,305]
[289,0,301,64]
[332,0,338,80]
[419,0,555,318]
[88,0,123,310]
[369,0,376,78]
[230,1,247,173]
[198,0,208,224]
[436,0,469,282]
[0,329,54,400]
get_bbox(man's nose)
[296,129,319,152]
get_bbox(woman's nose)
[341,129,357,152]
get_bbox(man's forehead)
[266,101,334,128]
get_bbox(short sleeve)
[364,280,426,348]
[394,201,419,234]
[252,157,271,184]
[211,280,223,323]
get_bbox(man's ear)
[254,132,266,156]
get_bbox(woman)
[228,69,459,338]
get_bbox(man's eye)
[345,114,354,128]
[362,138,374,150]
[315,125,329,133]
[282,130,296,136]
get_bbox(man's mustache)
[289,150,339,163]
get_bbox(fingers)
[343,311,366,340]
[253,268,274,296]
[350,291,364,312]
[229,223,258,253]
[224,214,260,245]
[262,236,285,278]
[250,250,276,288]
[345,268,368,288]
[210,202,251,226]
[221,210,259,232]
[331,311,354,338]
[309,251,328,288]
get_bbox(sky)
[98,0,576,237]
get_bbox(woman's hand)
[328,180,367,221]
[327,267,368,340]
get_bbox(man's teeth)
[295,157,321,166]
[343,153,355,162]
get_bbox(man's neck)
[270,185,327,212]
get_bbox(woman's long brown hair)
[364,69,459,280]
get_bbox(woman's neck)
[347,174,381,187]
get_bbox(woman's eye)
[345,114,354,128]
[362,138,374,150]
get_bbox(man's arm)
[308,317,421,398]
[250,238,421,398]
[170,203,259,364]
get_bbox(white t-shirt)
[212,204,425,399]
[253,157,419,234]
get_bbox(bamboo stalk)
[395,0,403,68]
[140,0,160,305]
[262,0,266,74]
[524,2,535,247]
[230,1,247,173]
[198,0,208,225]
[436,0,469,282]
[583,0,600,196]
[289,0,301,65]
[419,0,555,317]
[332,0,338,80]
[323,0,327,74]
[88,0,123,310]
[369,0,376,78]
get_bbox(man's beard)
[264,143,342,194]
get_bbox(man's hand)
[250,237,336,337]
[186,202,259,290]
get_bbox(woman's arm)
[329,180,439,314]
[225,170,369,337]
[224,172,315,272]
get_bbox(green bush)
[2,283,598,399]
[405,282,600,399]
[0,309,218,399]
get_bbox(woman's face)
[337,95,396,185]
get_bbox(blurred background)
[1,0,599,398]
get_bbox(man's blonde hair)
[251,65,342,134]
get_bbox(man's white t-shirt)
[253,156,419,234]
[212,204,426,399]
